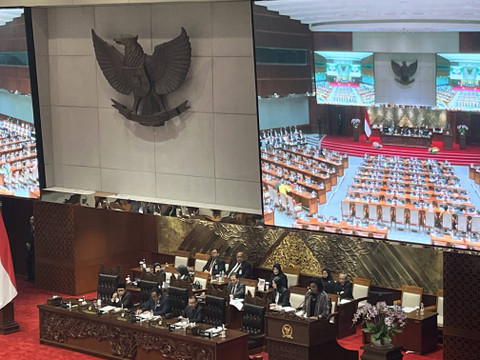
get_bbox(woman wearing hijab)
[270,276,291,307]
[176,265,191,280]
[269,263,288,290]
[321,267,335,293]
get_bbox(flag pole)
[0,202,20,335]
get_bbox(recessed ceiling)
[255,0,480,32]
[0,9,23,27]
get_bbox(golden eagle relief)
[92,28,191,126]
[391,59,417,86]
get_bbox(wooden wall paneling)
[33,201,76,294]
[0,15,27,52]
[313,32,353,51]
[1,196,33,277]
[443,252,480,360]
[254,32,312,49]
[459,32,480,53]
[253,4,313,98]
[72,206,156,294]
[253,5,310,34]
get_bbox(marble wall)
[30,1,262,212]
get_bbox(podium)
[266,311,358,360]
[0,302,20,335]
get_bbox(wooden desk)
[337,299,359,339]
[38,303,248,360]
[265,311,358,360]
[393,310,438,355]
[380,134,432,148]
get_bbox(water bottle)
[420,302,425,316]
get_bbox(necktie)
[229,262,240,277]
[209,259,215,273]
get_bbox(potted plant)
[351,118,360,142]
[457,124,469,136]
[352,301,406,347]
[457,124,468,149]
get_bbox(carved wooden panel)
[33,201,75,260]
[40,309,215,360]
[444,252,480,360]
[33,201,75,292]
[267,339,309,360]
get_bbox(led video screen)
[0,8,41,198]
[436,53,480,112]
[254,5,480,252]
[315,51,375,106]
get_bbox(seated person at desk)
[176,265,191,281]
[269,263,288,290]
[270,276,290,307]
[321,268,336,294]
[228,252,252,278]
[109,283,133,308]
[152,262,166,282]
[179,296,202,323]
[334,273,353,300]
[227,273,245,299]
[202,249,226,276]
[136,288,169,316]
[302,278,331,320]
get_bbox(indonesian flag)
[0,212,17,309]
[364,109,372,138]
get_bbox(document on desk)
[100,305,116,312]
[282,306,296,312]
[229,299,244,311]
[403,306,416,313]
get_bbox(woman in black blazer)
[269,263,288,290]
[270,276,291,307]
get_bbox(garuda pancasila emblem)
[92,28,191,126]
[391,59,417,86]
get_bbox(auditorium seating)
[242,278,259,298]
[289,286,307,309]
[193,270,209,291]
[204,295,227,326]
[396,284,423,310]
[174,250,190,268]
[167,286,189,317]
[241,302,266,352]
[352,277,371,308]
[194,252,210,272]
[283,266,300,287]
[97,265,120,304]
[137,279,159,305]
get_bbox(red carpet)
[0,277,99,360]
[2,277,443,359]
[321,134,480,165]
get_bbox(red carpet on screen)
[321,134,480,166]
[0,277,443,359]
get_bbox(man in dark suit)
[109,283,133,308]
[26,215,35,282]
[227,273,245,299]
[227,251,252,278]
[136,288,169,316]
[179,296,202,323]
[202,249,225,276]
[334,273,353,300]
